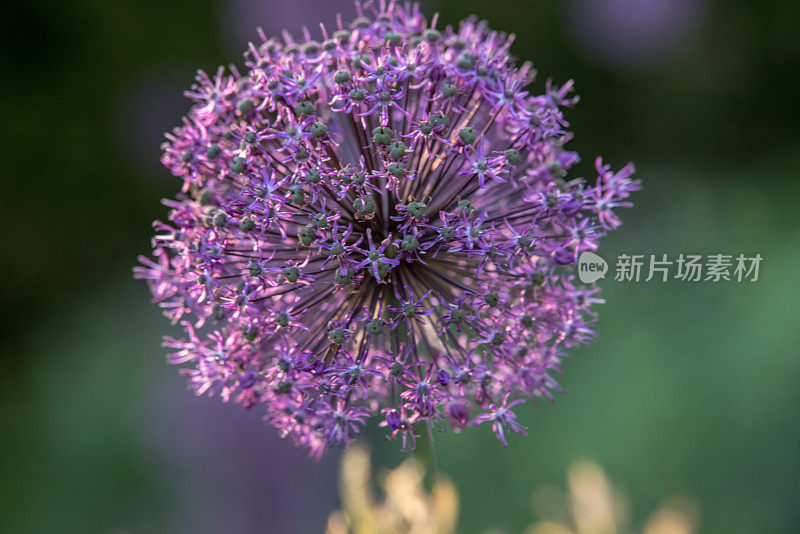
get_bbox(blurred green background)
[1,0,799,532]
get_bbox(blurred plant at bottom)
[524,461,697,534]
[327,449,697,534]
[326,445,458,534]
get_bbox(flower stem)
[414,422,439,491]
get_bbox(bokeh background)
[2,0,799,532]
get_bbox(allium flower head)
[136,1,638,457]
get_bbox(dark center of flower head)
[139,1,638,458]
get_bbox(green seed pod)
[248,261,262,277]
[244,325,259,341]
[504,148,521,165]
[441,83,457,98]
[351,172,365,186]
[239,217,255,233]
[529,271,546,287]
[298,225,316,246]
[458,199,475,214]
[290,187,306,205]
[230,156,246,173]
[431,112,449,128]
[328,328,345,344]
[244,131,258,145]
[349,88,365,102]
[333,30,351,42]
[372,126,393,145]
[424,29,441,42]
[295,100,315,116]
[310,122,328,138]
[456,54,475,70]
[304,169,321,184]
[312,212,328,229]
[302,41,320,55]
[388,162,406,178]
[284,266,299,283]
[549,161,566,178]
[388,141,407,160]
[407,201,426,218]
[383,31,402,45]
[206,143,222,159]
[401,235,419,251]
[237,98,255,114]
[366,318,383,336]
[518,236,534,251]
[334,269,352,286]
[351,53,370,69]
[458,127,477,145]
[355,196,376,215]
[334,70,351,84]
[275,312,290,328]
[198,189,214,206]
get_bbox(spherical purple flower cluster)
[136,1,638,457]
